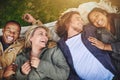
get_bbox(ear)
[30,37,33,42]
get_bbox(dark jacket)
[94,14,120,78]
[57,24,116,80]
[95,15,120,61]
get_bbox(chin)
[6,42,13,44]
[41,45,46,48]
[5,40,12,44]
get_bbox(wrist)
[103,44,112,51]
[32,19,37,24]
[103,44,105,50]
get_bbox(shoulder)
[45,46,66,63]
[47,45,61,53]
[82,24,97,38]
[46,45,63,58]
[83,23,97,32]
[47,40,57,48]
[15,37,25,44]
[12,37,25,48]
[17,48,29,57]
[109,13,120,22]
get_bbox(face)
[69,14,84,33]
[30,28,48,49]
[2,24,20,44]
[89,11,108,28]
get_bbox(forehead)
[34,28,47,33]
[71,14,81,19]
[5,23,20,31]
[90,11,101,16]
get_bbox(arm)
[87,31,120,54]
[83,24,111,51]
[93,18,120,53]
[88,36,112,51]
[22,13,43,25]
[3,64,15,79]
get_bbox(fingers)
[21,61,31,75]
[3,69,15,78]
[21,57,40,75]
[22,61,31,70]
[30,56,40,68]
[22,13,36,24]
[88,36,99,46]
[22,13,30,21]
[88,36,97,43]
[6,64,13,70]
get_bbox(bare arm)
[22,13,43,25]
[88,36,112,51]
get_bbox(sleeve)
[14,54,27,80]
[111,18,120,54]
[30,47,70,80]
[111,42,120,54]
[83,24,97,38]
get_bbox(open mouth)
[97,20,103,27]
[7,36,14,42]
[40,40,47,45]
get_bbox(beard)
[74,26,83,33]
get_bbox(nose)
[9,31,15,36]
[44,36,48,41]
[79,18,84,25]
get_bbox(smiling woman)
[87,6,120,78]
[88,8,109,28]
[13,25,70,80]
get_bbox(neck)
[68,28,82,38]
[31,46,42,57]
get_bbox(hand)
[30,56,40,68]
[12,63,17,72]
[22,13,36,23]
[21,61,31,75]
[3,64,15,78]
[88,36,105,50]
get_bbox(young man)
[56,11,117,80]
[0,20,24,79]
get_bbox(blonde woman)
[14,25,69,80]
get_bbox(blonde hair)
[24,25,50,48]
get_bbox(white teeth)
[7,36,14,41]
